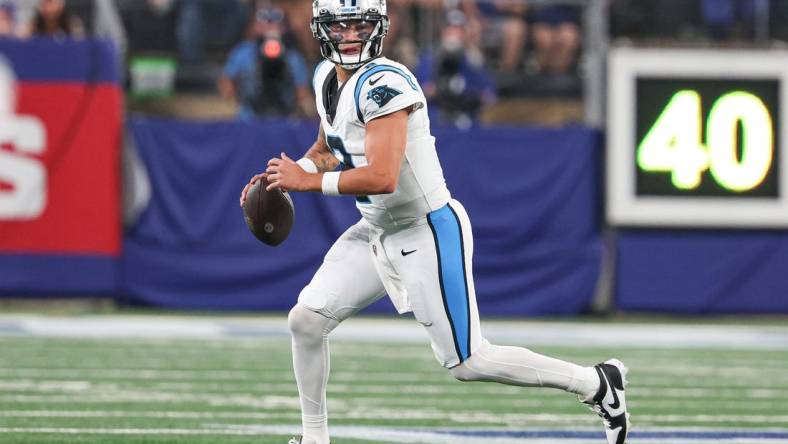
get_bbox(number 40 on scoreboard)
[608,48,788,228]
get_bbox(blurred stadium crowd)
[2,0,788,125]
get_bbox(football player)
[240,1,630,443]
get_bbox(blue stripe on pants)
[427,204,470,363]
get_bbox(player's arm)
[240,126,337,206]
[303,125,340,173]
[265,109,409,195]
[333,109,408,194]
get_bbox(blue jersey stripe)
[447,203,472,358]
[427,204,471,363]
[354,65,419,122]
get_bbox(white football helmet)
[311,0,389,69]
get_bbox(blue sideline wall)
[119,119,604,316]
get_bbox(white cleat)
[584,358,631,444]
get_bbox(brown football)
[242,177,294,246]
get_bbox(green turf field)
[0,316,787,443]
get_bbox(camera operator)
[415,9,496,129]
[218,5,311,120]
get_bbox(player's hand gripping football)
[266,153,315,192]
[239,173,267,207]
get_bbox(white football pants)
[288,200,599,442]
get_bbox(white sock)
[450,340,600,399]
[301,413,329,444]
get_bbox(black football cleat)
[584,359,630,444]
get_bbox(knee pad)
[448,339,493,382]
[298,284,328,312]
[449,361,478,382]
[287,303,336,340]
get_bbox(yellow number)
[637,91,709,189]
[638,89,774,192]
[707,92,773,192]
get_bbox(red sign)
[0,69,122,255]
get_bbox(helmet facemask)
[311,10,388,70]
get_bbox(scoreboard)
[607,48,788,227]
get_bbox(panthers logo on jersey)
[367,85,402,108]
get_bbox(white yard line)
[2,425,788,443]
[2,378,788,402]
[1,315,788,350]
[2,409,788,425]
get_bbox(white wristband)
[321,171,342,196]
[296,158,318,174]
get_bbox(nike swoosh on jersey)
[369,75,384,85]
[401,249,417,256]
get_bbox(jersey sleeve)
[354,66,425,123]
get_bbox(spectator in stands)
[0,3,15,36]
[609,0,700,41]
[176,0,248,65]
[701,0,754,41]
[218,5,311,120]
[415,9,497,129]
[30,0,84,38]
[119,0,177,53]
[273,0,318,65]
[383,0,441,70]
[528,5,580,75]
[462,0,527,73]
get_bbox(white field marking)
[2,314,788,350]
[0,366,788,388]
[2,425,788,444]
[3,380,788,401]
[2,348,787,367]
[0,409,788,425]
[0,427,266,436]
[84,375,788,390]
[0,393,306,409]
[5,382,786,413]
[2,407,788,426]
[4,350,785,373]
[0,372,784,411]
[9,335,784,357]
[6,348,788,370]
[6,376,786,402]
[2,371,788,394]
[6,348,788,373]
[228,424,788,444]
[3,366,788,390]
[334,409,788,426]
[3,409,788,425]
[3,390,785,418]
[0,410,286,419]
[3,363,788,387]
[3,379,788,404]
[0,368,260,380]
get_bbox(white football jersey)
[313,57,451,228]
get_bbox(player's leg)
[288,219,386,444]
[390,200,628,442]
[388,200,596,391]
